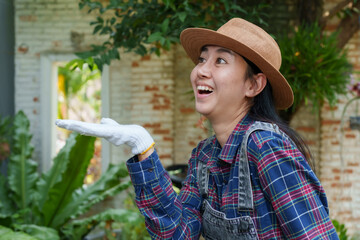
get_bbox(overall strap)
[238,121,284,211]
[197,137,213,199]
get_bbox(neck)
[209,110,248,147]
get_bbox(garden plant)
[0,111,146,240]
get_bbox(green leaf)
[93,24,103,34]
[147,32,163,43]
[7,111,38,213]
[0,226,38,240]
[0,174,14,217]
[62,208,140,240]
[161,18,169,33]
[177,12,187,22]
[51,163,130,227]
[15,224,60,240]
[41,134,95,229]
[34,133,78,214]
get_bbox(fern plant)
[0,111,135,239]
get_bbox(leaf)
[0,173,14,217]
[161,18,169,33]
[15,224,60,240]
[0,225,39,240]
[51,164,130,227]
[93,24,103,34]
[62,208,140,240]
[7,111,38,213]
[34,133,78,213]
[177,12,187,22]
[41,134,95,229]
[146,32,163,43]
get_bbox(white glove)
[55,118,155,155]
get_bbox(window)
[40,54,110,180]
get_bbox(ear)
[245,73,267,98]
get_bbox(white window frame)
[40,53,110,173]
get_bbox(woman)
[56,18,339,239]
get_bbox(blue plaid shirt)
[127,115,339,239]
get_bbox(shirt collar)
[217,114,254,164]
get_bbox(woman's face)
[190,45,252,121]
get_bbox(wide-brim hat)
[180,18,293,110]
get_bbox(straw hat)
[180,18,293,110]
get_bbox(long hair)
[243,57,314,170]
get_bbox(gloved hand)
[55,118,155,155]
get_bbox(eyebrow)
[200,46,235,56]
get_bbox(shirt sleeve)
[247,131,339,240]
[126,149,202,239]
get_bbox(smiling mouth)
[197,85,214,95]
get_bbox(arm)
[127,149,203,239]
[248,132,339,240]
[56,118,203,239]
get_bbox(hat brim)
[180,28,293,110]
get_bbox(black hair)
[243,57,314,170]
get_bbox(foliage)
[332,219,349,240]
[278,22,352,117]
[77,0,269,70]
[0,225,38,240]
[0,115,12,160]
[0,111,133,239]
[57,61,101,120]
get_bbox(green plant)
[76,0,269,70]
[0,111,134,239]
[0,115,12,161]
[332,219,349,240]
[278,22,352,120]
[0,225,38,240]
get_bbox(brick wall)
[319,1,360,233]
[298,0,360,235]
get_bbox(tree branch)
[319,0,353,28]
[336,0,360,49]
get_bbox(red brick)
[153,129,170,135]
[345,134,356,139]
[145,86,159,91]
[132,61,139,67]
[163,136,173,141]
[143,123,161,129]
[348,162,359,167]
[141,55,151,61]
[159,154,172,159]
[180,108,195,114]
[296,126,316,133]
[153,105,170,110]
[321,120,341,125]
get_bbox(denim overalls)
[198,121,289,240]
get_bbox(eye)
[198,57,206,64]
[216,58,227,64]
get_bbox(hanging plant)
[277,23,352,121]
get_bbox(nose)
[197,61,211,79]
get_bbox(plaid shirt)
[127,115,339,239]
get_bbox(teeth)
[197,85,213,92]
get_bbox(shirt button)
[223,179,228,184]
[148,168,154,173]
